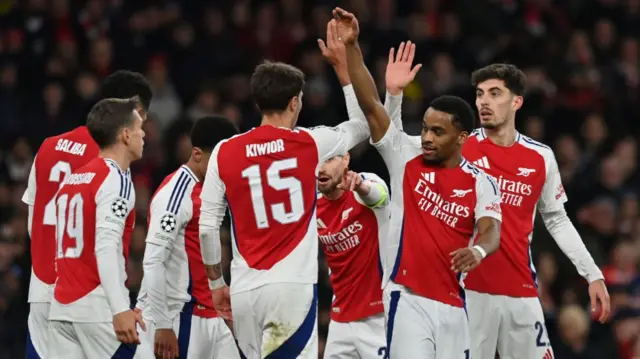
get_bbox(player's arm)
[199,143,227,287]
[451,172,502,272]
[95,173,135,316]
[142,192,186,330]
[22,156,37,237]
[537,151,609,321]
[472,173,502,256]
[345,172,389,209]
[342,21,391,143]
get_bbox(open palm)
[386,41,423,95]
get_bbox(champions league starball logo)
[160,213,177,233]
[111,199,128,218]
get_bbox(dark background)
[0,0,639,358]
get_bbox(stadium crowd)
[0,0,639,357]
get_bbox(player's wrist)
[156,320,173,330]
[472,245,487,259]
[209,276,227,290]
[386,87,403,96]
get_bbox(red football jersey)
[203,123,367,293]
[51,157,135,322]
[371,125,502,308]
[462,130,568,297]
[22,126,100,303]
[317,173,389,322]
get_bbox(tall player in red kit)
[461,64,610,359]
[135,116,240,359]
[48,97,146,359]
[317,156,390,358]
[22,71,152,359]
[199,60,372,359]
[337,8,502,358]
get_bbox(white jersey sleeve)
[302,85,371,163]
[22,156,37,206]
[142,183,192,328]
[473,171,502,222]
[537,150,568,213]
[384,92,404,131]
[356,172,390,209]
[94,169,134,316]
[200,143,227,266]
[370,121,422,171]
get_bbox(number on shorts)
[464,349,470,359]
[378,347,387,357]
[56,193,85,258]
[535,321,547,347]
[43,161,73,226]
[241,158,304,229]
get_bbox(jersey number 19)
[56,193,84,259]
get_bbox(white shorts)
[136,312,240,358]
[232,283,318,359]
[26,302,50,359]
[48,320,137,359]
[466,290,554,359]
[324,313,386,359]
[383,285,470,359]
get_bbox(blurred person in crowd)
[602,240,638,287]
[21,70,152,358]
[538,252,559,314]
[338,9,502,358]
[461,63,608,359]
[136,116,240,359]
[554,304,605,358]
[147,55,182,130]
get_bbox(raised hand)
[332,7,359,45]
[386,41,423,95]
[318,20,346,68]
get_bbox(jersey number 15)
[241,158,305,229]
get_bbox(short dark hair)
[87,97,141,149]
[99,70,152,110]
[429,95,476,133]
[190,116,239,152]
[250,61,305,113]
[471,64,526,96]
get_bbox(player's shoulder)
[37,126,98,160]
[515,133,554,159]
[460,158,498,185]
[94,159,134,200]
[152,165,198,215]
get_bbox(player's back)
[51,157,134,322]
[24,126,100,302]
[216,126,321,293]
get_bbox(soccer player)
[198,57,398,358]
[335,8,503,358]
[47,97,146,359]
[461,64,610,359]
[317,158,390,359]
[135,116,240,359]
[22,70,152,358]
